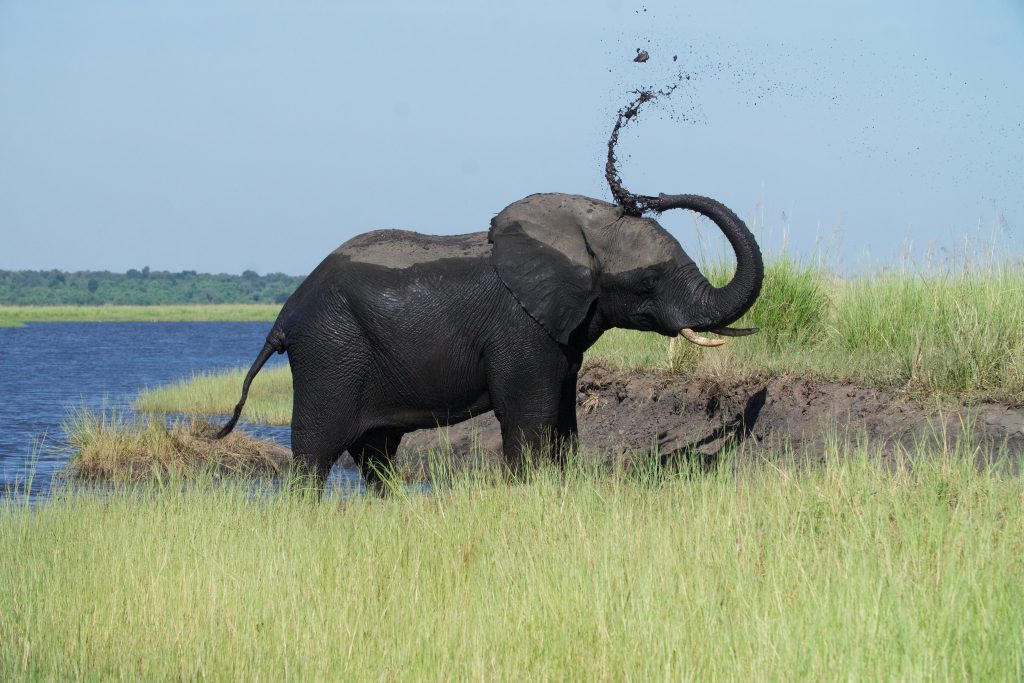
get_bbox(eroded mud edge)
[385,364,1024,473]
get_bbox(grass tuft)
[739,254,832,348]
[64,409,291,481]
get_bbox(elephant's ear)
[489,216,598,344]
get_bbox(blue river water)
[0,321,357,498]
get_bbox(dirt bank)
[388,364,1024,472]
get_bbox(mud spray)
[604,77,685,216]
[603,26,702,217]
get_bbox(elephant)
[216,192,764,492]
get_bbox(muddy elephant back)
[332,230,492,269]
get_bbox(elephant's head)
[488,192,764,347]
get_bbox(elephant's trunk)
[642,193,764,329]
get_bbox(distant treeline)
[0,268,304,305]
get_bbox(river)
[0,321,356,498]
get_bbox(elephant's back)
[332,230,491,269]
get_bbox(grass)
[3,437,1022,679]
[135,365,295,426]
[602,256,1024,406]
[0,304,280,327]
[135,257,1024,425]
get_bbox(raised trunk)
[642,193,764,329]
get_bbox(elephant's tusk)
[679,328,727,347]
[711,326,759,337]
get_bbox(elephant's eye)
[639,270,659,292]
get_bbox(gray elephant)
[217,192,763,492]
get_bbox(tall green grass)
[0,304,280,327]
[136,258,1024,424]
[599,257,1024,403]
[135,365,294,426]
[3,439,1022,679]
[832,267,1024,401]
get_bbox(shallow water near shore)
[0,322,315,499]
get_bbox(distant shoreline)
[0,304,280,327]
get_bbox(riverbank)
[50,350,1024,495]
[3,447,1021,679]
[0,304,279,327]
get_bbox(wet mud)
[388,365,1024,473]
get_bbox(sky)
[1,0,1022,275]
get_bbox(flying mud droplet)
[634,49,649,63]
[605,77,684,216]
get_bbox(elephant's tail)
[214,331,285,440]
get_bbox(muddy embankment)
[380,366,1024,473]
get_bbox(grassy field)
[3,439,1022,679]
[0,304,280,327]
[135,258,1024,425]
[8,256,1024,679]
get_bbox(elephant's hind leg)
[290,393,361,491]
[291,424,356,490]
[553,365,582,466]
[350,429,403,496]
[288,346,369,491]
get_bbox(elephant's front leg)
[498,419,559,476]
[487,335,575,477]
[499,392,581,473]
[490,376,563,477]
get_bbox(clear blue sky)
[1,0,1021,274]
